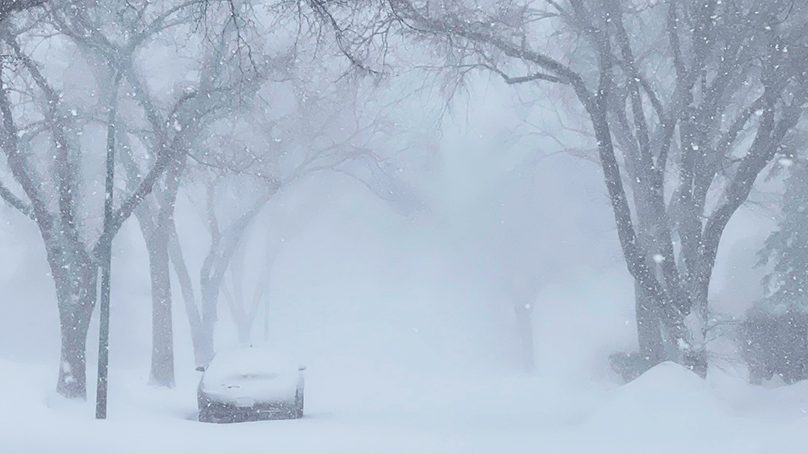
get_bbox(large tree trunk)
[635,282,664,366]
[631,191,668,368]
[57,301,94,399]
[145,159,183,387]
[681,267,711,377]
[126,147,184,386]
[146,228,175,387]
[48,244,98,399]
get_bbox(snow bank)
[588,362,726,431]
[580,362,760,453]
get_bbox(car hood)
[201,373,299,403]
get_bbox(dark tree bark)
[51,249,98,399]
[635,282,664,366]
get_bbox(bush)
[739,310,808,384]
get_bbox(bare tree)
[314,0,808,376]
[0,0,262,398]
[221,230,283,344]
[0,17,144,399]
[171,56,421,366]
[47,0,276,388]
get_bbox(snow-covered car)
[197,346,305,423]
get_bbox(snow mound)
[586,362,730,439]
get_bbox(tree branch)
[0,178,33,219]
[0,60,52,230]
[3,32,77,234]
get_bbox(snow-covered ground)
[1,172,801,453]
[3,357,808,454]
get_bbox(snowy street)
[3,359,808,454]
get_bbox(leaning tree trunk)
[47,242,98,399]
[195,236,253,365]
[167,225,205,368]
[194,188,272,366]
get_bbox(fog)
[2,1,808,453]
[0,76,634,375]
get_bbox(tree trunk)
[197,280,220,366]
[631,193,668,369]
[57,304,93,399]
[680,271,710,377]
[635,281,664,366]
[49,245,98,399]
[167,226,205,368]
[144,158,183,387]
[197,324,215,367]
[146,229,175,387]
